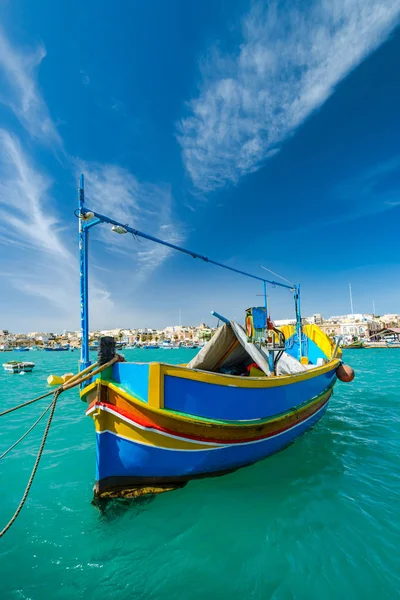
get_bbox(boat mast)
[263,281,269,315]
[349,283,354,315]
[295,283,303,360]
[79,175,90,370]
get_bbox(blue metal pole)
[263,281,268,314]
[79,175,90,370]
[210,310,230,325]
[81,206,295,291]
[295,283,302,359]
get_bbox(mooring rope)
[0,361,99,418]
[0,391,60,538]
[0,356,119,538]
[0,399,53,460]
[0,390,56,418]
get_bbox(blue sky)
[0,0,400,332]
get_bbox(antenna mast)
[349,284,354,315]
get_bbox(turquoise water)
[1,348,399,599]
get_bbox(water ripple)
[1,349,400,598]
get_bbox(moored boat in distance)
[76,173,355,501]
[3,361,35,373]
[160,340,177,349]
[341,341,365,349]
[364,341,387,348]
[44,345,69,352]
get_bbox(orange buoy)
[336,364,355,382]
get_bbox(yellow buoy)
[62,373,74,383]
[47,372,75,386]
[47,374,64,386]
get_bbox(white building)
[339,314,381,339]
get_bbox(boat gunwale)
[158,358,340,388]
[81,357,340,396]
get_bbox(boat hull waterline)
[81,359,339,498]
[3,361,35,373]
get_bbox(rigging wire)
[260,265,293,287]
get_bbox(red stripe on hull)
[88,391,331,445]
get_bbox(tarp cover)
[187,321,307,376]
[230,320,271,375]
[186,322,241,372]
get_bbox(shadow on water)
[93,493,158,520]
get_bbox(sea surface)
[0,348,399,599]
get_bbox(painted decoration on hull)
[93,401,329,494]
[81,358,338,497]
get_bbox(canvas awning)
[187,322,307,376]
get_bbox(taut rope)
[0,356,118,538]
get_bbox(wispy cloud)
[80,162,185,280]
[178,0,400,192]
[0,130,75,319]
[0,27,61,145]
[0,130,69,259]
[0,131,114,327]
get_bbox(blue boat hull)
[94,399,328,492]
[81,357,341,498]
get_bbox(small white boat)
[2,361,35,373]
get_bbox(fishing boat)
[76,175,354,499]
[160,340,173,349]
[44,346,69,352]
[3,361,35,373]
[341,341,364,349]
[14,347,30,352]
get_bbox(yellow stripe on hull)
[84,379,332,437]
[90,405,222,450]
[87,385,332,449]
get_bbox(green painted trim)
[100,377,335,427]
